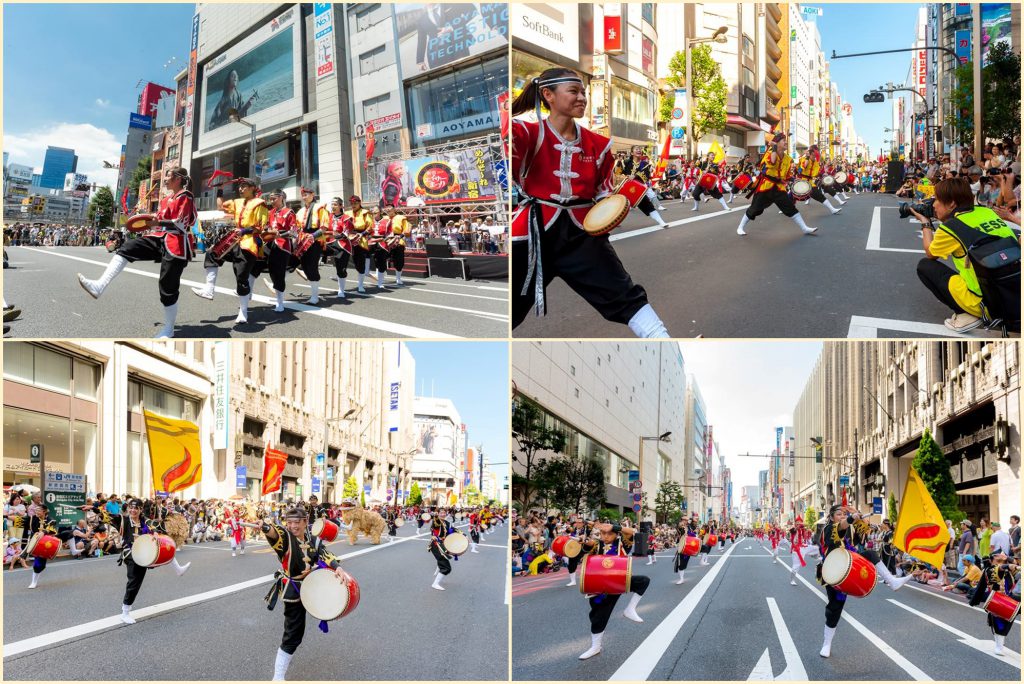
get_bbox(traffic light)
[863,92,885,104]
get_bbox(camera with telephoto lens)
[898,198,935,220]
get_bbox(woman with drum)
[346,196,379,293]
[429,512,463,591]
[968,551,1019,655]
[24,505,59,589]
[736,132,818,237]
[78,167,197,338]
[615,145,668,225]
[817,505,912,658]
[673,518,700,585]
[510,68,669,338]
[578,523,651,660]
[795,146,843,215]
[264,190,298,313]
[690,151,732,213]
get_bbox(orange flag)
[894,467,951,569]
[652,134,672,181]
[262,447,287,496]
[144,410,202,494]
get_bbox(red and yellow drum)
[300,568,361,622]
[551,535,583,559]
[821,548,876,597]
[579,554,632,596]
[699,172,719,191]
[732,173,753,191]
[707,534,718,546]
[984,591,1021,622]
[679,536,701,556]
[311,518,340,543]
[131,533,177,568]
[616,178,649,208]
[25,532,62,560]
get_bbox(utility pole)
[971,3,983,159]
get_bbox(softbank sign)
[512,4,579,61]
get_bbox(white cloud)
[4,122,122,190]
[95,98,110,108]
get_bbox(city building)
[683,374,711,520]
[788,341,1019,526]
[4,341,417,505]
[411,397,465,506]
[138,81,175,120]
[39,147,78,191]
[114,113,155,217]
[512,341,687,517]
[5,163,33,203]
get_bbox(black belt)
[518,194,594,317]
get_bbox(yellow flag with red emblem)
[709,140,726,164]
[144,410,202,494]
[893,467,951,569]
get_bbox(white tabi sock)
[155,303,177,338]
[691,200,700,211]
[273,648,293,681]
[377,270,387,288]
[649,210,667,226]
[579,632,604,660]
[675,570,685,584]
[274,291,285,312]
[28,571,40,588]
[357,272,366,292]
[737,214,750,235]
[78,255,128,298]
[121,603,136,624]
[308,282,320,304]
[718,197,730,211]
[395,270,403,286]
[824,198,841,213]
[627,304,669,338]
[792,213,817,234]
[820,625,836,657]
[623,593,643,622]
[236,294,250,323]
[192,267,218,299]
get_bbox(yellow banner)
[709,140,726,164]
[893,467,950,569]
[144,410,202,494]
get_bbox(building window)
[743,67,756,90]
[359,45,387,76]
[610,76,657,127]
[743,36,755,61]
[570,365,576,376]
[574,388,580,398]
[167,144,179,160]
[641,3,655,25]
[3,343,73,394]
[362,93,392,122]
[355,4,381,32]
[407,57,507,145]
[127,380,197,421]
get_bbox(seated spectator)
[70,519,91,558]
[6,538,29,570]
[943,554,981,595]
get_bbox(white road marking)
[847,315,996,339]
[766,597,807,679]
[790,571,932,680]
[610,205,749,242]
[887,599,1020,668]
[287,280,508,302]
[747,648,774,680]
[609,543,738,681]
[866,206,921,253]
[20,247,463,338]
[903,582,1021,624]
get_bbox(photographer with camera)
[908,177,1020,333]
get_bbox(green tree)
[408,481,423,506]
[887,491,899,521]
[534,451,605,515]
[946,42,1021,147]
[87,186,115,228]
[804,507,818,528]
[342,476,359,500]
[658,44,728,145]
[127,156,152,203]
[360,490,366,507]
[596,507,623,522]
[655,481,686,524]
[512,398,567,512]
[464,484,484,506]
[912,429,964,524]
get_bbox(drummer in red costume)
[77,167,197,338]
[968,551,1019,655]
[736,132,818,237]
[578,523,651,660]
[817,505,911,657]
[786,515,819,585]
[690,151,732,213]
[673,517,700,584]
[22,505,58,589]
[264,190,297,312]
[325,197,354,299]
[226,506,248,556]
[241,506,351,681]
[510,68,669,337]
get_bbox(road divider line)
[846,314,990,339]
[865,206,922,254]
[610,205,749,242]
[609,542,738,681]
[791,571,932,680]
[886,599,1020,668]
[766,597,807,680]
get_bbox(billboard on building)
[314,3,336,79]
[395,4,508,77]
[381,147,498,205]
[64,173,89,192]
[510,4,579,61]
[981,3,1012,66]
[255,140,289,184]
[8,164,33,182]
[416,416,457,461]
[200,6,302,141]
[138,82,175,119]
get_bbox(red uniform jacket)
[268,207,297,253]
[149,190,197,259]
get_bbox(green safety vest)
[936,206,1019,297]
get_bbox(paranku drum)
[25,532,61,560]
[421,513,433,522]
[707,534,718,547]
[983,591,1021,622]
[821,548,876,597]
[834,172,849,186]
[732,173,753,191]
[579,554,632,595]
[125,213,157,233]
[582,194,630,236]
[679,536,701,557]
[791,179,813,201]
[293,232,317,259]
[210,227,242,260]
[551,535,583,559]
[311,518,340,543]
[394,517,405,528]
[443,531,469,555]
[821,175,836,188]
[300,568,361,622]
[699,172,719,191]
[131,533,177,568]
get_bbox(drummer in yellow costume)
[796,145,843,215]
[294,186,331,304]
[192,177,269,324]
[345,195,378,293]
[383,206,411,287]
[737,132,818,237]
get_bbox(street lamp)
[228,108,257,181]
[321,407,360,504]
[636,431,671,518]
[685,26,728,159]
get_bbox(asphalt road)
[3,520,509,680]
[512,192,1014,339]
[3,246,508,339]
[512,537,1021,681]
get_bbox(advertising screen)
[395,4,508,77]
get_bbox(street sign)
[671,127,684,139]
[627,470,639,483]
[632,493,642,503]
[312,477,321,494]
[363,484,371,494]
[43,472,87,527]
[30,444,42,464]
[235,466,246,489]
[839,475,850,486]
[632,504,641,513]
[873,497,883,514]
[326,467,334,481]
[316,452,325,467]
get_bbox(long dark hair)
[510,68,581,117]
[168,166,192,191]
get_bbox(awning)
[726,114,763,131]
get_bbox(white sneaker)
[943,312,982,333]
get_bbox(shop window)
[73,359,99,400]
[3,342,35,385]
[362,93,392,122]
[407,57,507,144]
[3,408,71,481]
[743,36,755,61]
[72,421,97,478]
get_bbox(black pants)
[988,611,1015,636]
[388,522,397,536]
[693,183,723,201]
[281,600,307,655]
[390,245,406,272]
[567,553,582,574]
[470,528,481,543]
[746,188,798,220]
[372,246,389,272]
[352,246,371,275]
[825,584,847,628]
[32,557,47,573]
[823,183,839,197]
[267,247,291,293]
[512,212,649,328]
[917,259,967,314]
[809,186,828,203]
[430,539,452,575]
[299,242,322,282]
[673,551,691,572]
[325,243,349,279]
[123,558,148,606]
[587,575,650,634]
[205,245,263,296]
[118,235,188,306]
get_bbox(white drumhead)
[131,535,159,567]
[792,180,812,194]
[394,517,405,527]
[444,531,469,555]
[300,568,349,621]
[821,175,835,186]
[583,195,628,234]
[311,518,327,536]
[25,532,41,556]
[820,548,851,585]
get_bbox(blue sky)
[3,4,195,187]
[807,3,924,158]
[678,341,823,491]
[406,342,510,487]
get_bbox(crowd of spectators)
[4,223,117,248]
